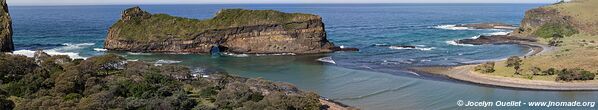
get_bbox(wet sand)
[413,41,598,91]
[320,98,359,110]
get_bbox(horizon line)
[9,2,551,6]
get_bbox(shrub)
[506,56,522,74]
[533,22,578,39]
[474,62,495,73]
[557,68,596,81]
[531,67,542,75]
[0,89,15,109]
[0,53,323,109]
[542,68,557,75]
[0,54,38,83]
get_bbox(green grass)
[483,0,598,81]
[112,8,319,41]
[544,0,598,35]
[482,34,598,81]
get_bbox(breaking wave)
[388,46,434,51]
[446,40,474,46]
[317,57,336,64]
[11,43,94,59]
[155,60,182,64]
[93,48,108,52]
[433,25,472,30]
[222,52,296,57]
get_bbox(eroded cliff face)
[512,7,577,38]
[512,0,598,38]
[0,0,13,52]
[105,7,335,54]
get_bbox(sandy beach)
[320,98,359,110]
[413,41,598,91]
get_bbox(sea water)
[9,4,598,110]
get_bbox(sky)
[8,0,558,6]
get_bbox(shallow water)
[10,4,598,110]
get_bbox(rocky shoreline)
[455,35,537,45]
[456,23,518,30]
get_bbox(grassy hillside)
[482,34,598,81]
[547,0,598,35]
[475,0,598,82]
[112,8,320,41]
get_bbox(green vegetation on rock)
[111,7,320,41]
[533,22,578,38]
[0,53,322,110]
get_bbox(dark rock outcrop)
[105,7,336,54]
[0,0,13,52]
[456,35,537,45]
[456,23,517,30]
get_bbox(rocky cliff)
[512,0,597,38]
[105,7,335,54]
[0,0,13,52]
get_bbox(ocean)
[9,4,598,110]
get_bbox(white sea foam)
[221,52,297,57]
[11,43,94,59]
[127,52,153,55]
[471,35,481,39]
[317,57,336,64]
[155,60,182,64]
[12,50,86,59]
[388,46,434,51]
[485,31,511,36]
[222,52,249,57]
[255,53,296,56]
[52,43,95,51]
[127,59,139,62]
[446,40,474,46]
[373,43,390,46]
[433,25,471,30]
[93,48,108,52]
[404,71,421,76]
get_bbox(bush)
[506,56,522,74]
[0,89,14,109]
[0,53,324,109]
[557,68,596,81]
[533,22,578,39]
[531,67,542,75]
[474,62,495,73]
[0,54,38,83]
[542,68,557,75]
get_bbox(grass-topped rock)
[513,0,598,38]
[105,7,335,54]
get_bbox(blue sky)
[8,0,558,6]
